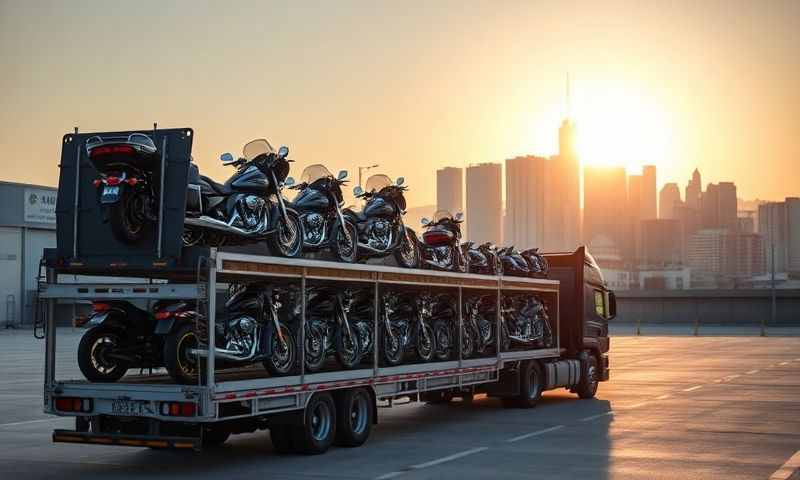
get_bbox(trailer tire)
[504,360,542,409]
[292,393,337,455]
[270,425,295,454]
[576,355,599,399]
[334,388,372,447]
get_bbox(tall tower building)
[551,118,581,250]
[583,165,628,253]
[659,183,682,219]
[717,182,738,231]
[465,163,502,245]
[685,168,702,210]
[505,156,548,248]
[436,167,463,215]
[642,165,657,219]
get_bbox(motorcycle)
[419,210,467,272]
[428,293,457,361]
[499,294,554,350]
[380,291,436,366]
[301,286,362,372]
[521,247,549,278]
[183,139,303,257]
[462,241,502,275]
[287,164,358,263]
[461,294,498,357]
[86,133,160,244]
[497,246,530,277]
[346,175,420,268]
[162,283,297,384]
[75,299,185,382]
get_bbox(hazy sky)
[1,0,798,207]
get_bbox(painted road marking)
[746,369,759,374]
[779,361,790,366]
[411,446,490,469]
[506,425,565,443]
[579,411,613,422]
[627,402,648,409]
[0,418,61,428]
[375,472,404,480]
[769,449,800,480]
[683,385,703,392]
[726,374,741,380]
[656,394,671,400]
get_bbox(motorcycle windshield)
[365,174,392,193]
[432,210,453,223]
[300,164,333,184]
[243,139,276,161]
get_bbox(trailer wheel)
[517,360,543,408]
[292,393,337,454]
[334,388,372,447]
[269,425,295,454]
[576,355,599,399]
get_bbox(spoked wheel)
[164,323,200,384]
[394,227,420,268]
[304,323,327,373]
[335,388,372,447]
[263,322,297,376]
[415,320,435,362]
[109,190,149,244]
[77,327,130,382]
[476,318,494,355]
[460,324,475,359]
[381,324,404,366]
[354,321,374,361]
[269,210,303,258]
[331,220,358,263]
[292,393,337,455]
[335,323,362,369]
[432,320,452,361]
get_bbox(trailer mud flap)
[53,429,200,450]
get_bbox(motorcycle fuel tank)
[293,188,330,211]
[228,165,270,194]
[364,196,394,217]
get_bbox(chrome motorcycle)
[288,165,358,262]
[521,247,549,278]
[461,294,498,358]
[497,246,531,277]
[462,242,502,275]
[420,211,467,272]
[301,286,362,372]
[499,294,553,350]
[346,175,420,268]
[184,139,303,257]
[380,291,435,366]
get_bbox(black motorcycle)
[462,242,502,275]
[380,291,435,366]
[499,294,553,350]
[301,286,362,372]
[521,248,549,278]
[183,139,303,257]
[162,283,297,384]
[461,294,498,358]
[287,164,358,263]
[420,210,467,272]
[86,133,160,244]
[497,246,531,277]
[345,175,420,268]
[428,293,456,361]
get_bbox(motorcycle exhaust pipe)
[184,216,263,238]
[189,340,259,363]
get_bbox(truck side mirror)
[607,291,617,320]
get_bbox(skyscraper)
[701,181,737,231]
[759,198,800,274]
[627,174,643,261]
[505,155,548,248]
[659,183,682,220]
[548,118,581,250]
[583,165,628,253]
[642,165,657,219]
[465,163,502,245]
[685,168,702,210]
[436,167,463,215]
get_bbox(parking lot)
[1,328,798,480]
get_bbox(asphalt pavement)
[0,328,798,480]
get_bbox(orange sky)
[1,0,798,207]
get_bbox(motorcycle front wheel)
[109,189,149,244]
[264,321,297,376]
[304,323,327,373]
[415,320,435,362]
[460,323,475,359]
[331,219,358,263]
[269,210,303,258]
[432,320,452,361]
[335,324,362,369]
[381,324,404,366]
[77,327,130,383]
[394,227,420,269]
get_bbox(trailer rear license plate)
[111,399,151,416]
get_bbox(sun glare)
[574,87,671,174]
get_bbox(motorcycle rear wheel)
[77,327,130,383]
[269,210,303,258]
[335,325,362,369]
[109,190,148,244]
[331,219,358,263]
[164,323,200,385]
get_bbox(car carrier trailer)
[39,245,614,454]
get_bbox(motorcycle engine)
[432,246,452,265]
[225,315,257,354]
[238,195,267,229]
[367,219,391,251]
[303,213,326,245]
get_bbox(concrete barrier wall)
[615,290,800,325]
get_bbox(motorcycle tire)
[381,324,404,366]
[268,209,303,258]
[108,190,148,244]
[432,320,452,361]
[263,321,297,376]
[460,324,475,359]
[335,324,362,370]
[415,320,435,362]
[331,219,358,263]
[476,318,494,355]
[77,327,130,383]
[394,227,420,269]
[164,323,200,385]
[304,323,327,373]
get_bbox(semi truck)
[39,245,615,454]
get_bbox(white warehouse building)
[0,181,57,327]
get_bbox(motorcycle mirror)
[220,152,235,164]
[353,186,364,197]
[284,177,295,187]
[278,145,289,158]
[454,212,464,221]
[396,177,405,186]
[421,217,430,226]
[337,170,348,180]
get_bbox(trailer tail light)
[92,303,111,312]
[90,145,135,157]
[159,402,196,417]
[55,397,93,413]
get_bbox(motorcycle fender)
[154,318,177,335]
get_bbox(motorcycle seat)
[199,175,231,195]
